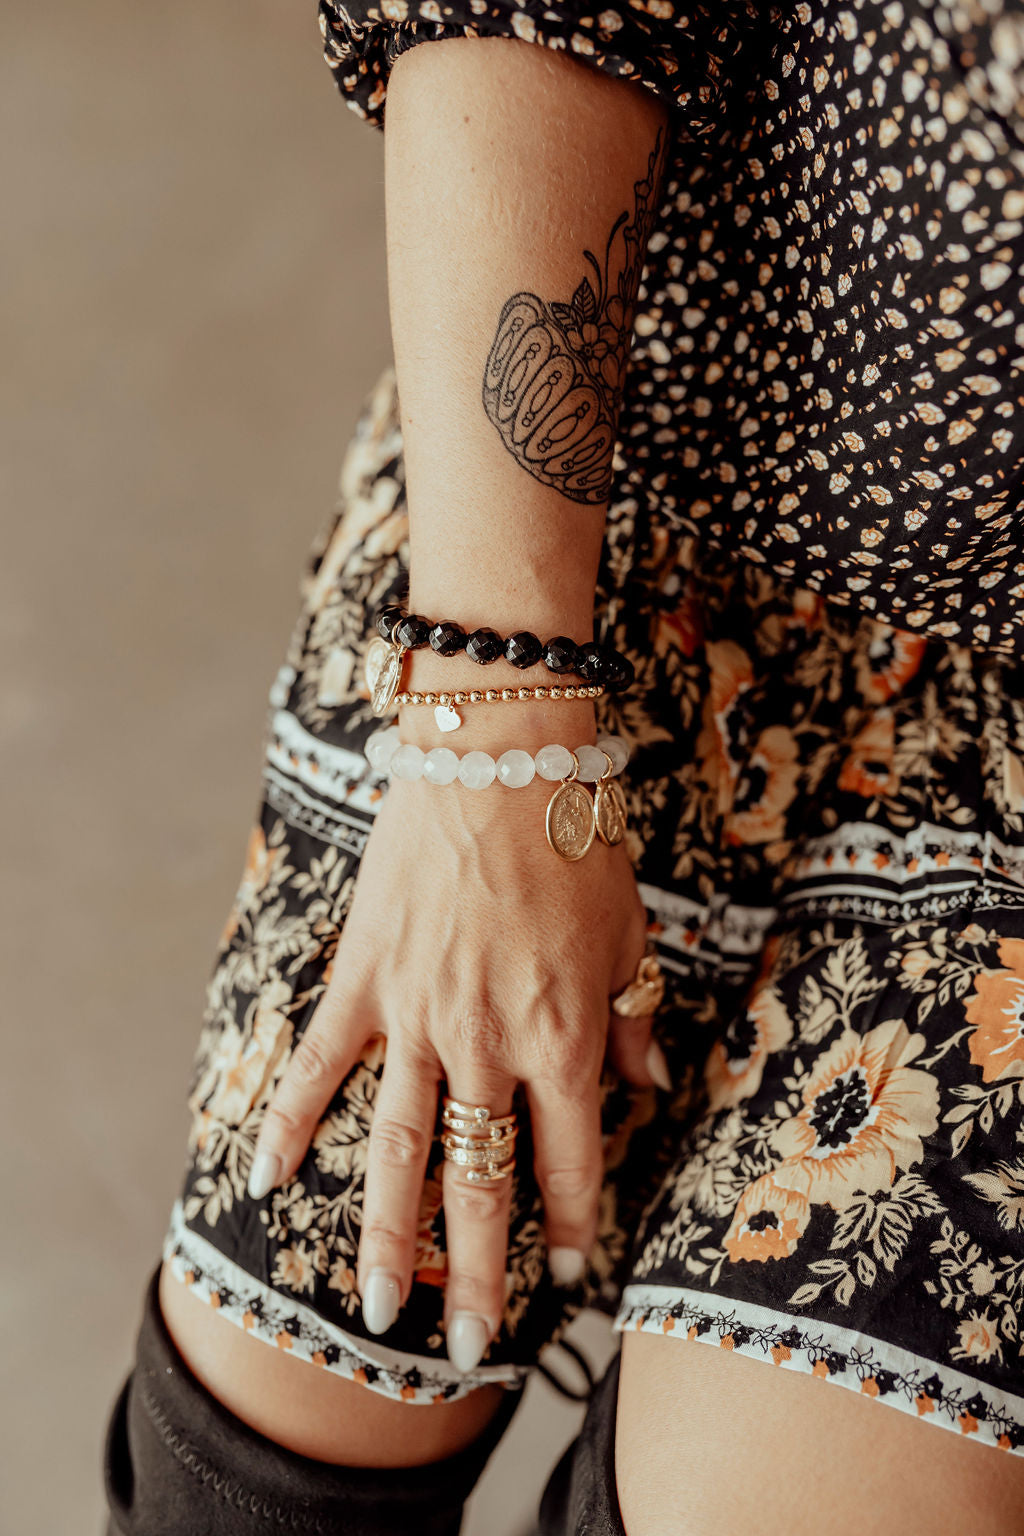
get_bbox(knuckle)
[373,1119,429,1170]
[446,1177,508,1223]
[446,1272,501,1317]
[361,1221,409,1253]
[261,1101,305,1140]
[543,1031,596,1084]
[538,1163,597,1203]
[449,1004,508,1063]
[288,1033,336,1089]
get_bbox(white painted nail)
[362,1270,402,1336]
[247,1150,281,1201]
[447,1313,491,1373]
[549,1247,587,1287]
[646,1040,673,1092]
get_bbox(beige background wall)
[1,5,605,1531]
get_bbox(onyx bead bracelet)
[373,607,634,691]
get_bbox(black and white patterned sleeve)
[318,0,755,135]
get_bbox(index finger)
[247,990,368,1199]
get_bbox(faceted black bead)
[395,614,432,650]
[603,650,635,691]
[428,620,467,657]
[575,643,605,683]
[466,628,504,665]
[504,631,543,669]
[376,605,404,642]
[542,636,580,675]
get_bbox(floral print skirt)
[164,366,1024,1454]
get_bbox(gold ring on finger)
[441,1127,518,1151]
[442,1098,516,1132]
[610,945,666,1018]
[441,1139,516,1170]
[442,1115,517,1139]
[464,1162,515,1184]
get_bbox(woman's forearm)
[384,39,669,647]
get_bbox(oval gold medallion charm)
[364,637,391,694]
[594,778,627,846]
[368,643,404,717]
[546,781,596,861]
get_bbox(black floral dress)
[164,0,1024,1456]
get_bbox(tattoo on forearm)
[481,126,666,505]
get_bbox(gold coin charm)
[546,780,596,861]
[364,637,391,695]
[594,777,627,846]
[368,643,405,717]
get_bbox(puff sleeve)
[318,0,756,136]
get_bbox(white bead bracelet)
[364,727,630,789]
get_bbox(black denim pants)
[102,1266,625,1536]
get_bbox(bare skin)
[159,1264,504,1466]
[616,1331,1024,1536]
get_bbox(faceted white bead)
[365,726,401,771]
[535,743,575,781]
[423,747,460,785]
[496,749,536,788]
[458,751,497,789]
[596,735,630,775]
[390,743,426,781]
[576,744,608,782]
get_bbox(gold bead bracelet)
[394,683,604,707]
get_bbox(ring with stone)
[441,1099,517,1135]
[440,1136,517,1169]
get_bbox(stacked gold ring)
[441,1098,517,1184]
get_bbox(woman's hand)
[247,732,664,1373]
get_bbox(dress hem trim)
[164,1202,527,1406]
[614,1282,1024,1455]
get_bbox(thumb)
[607,1013,672,1091]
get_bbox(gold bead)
[536,686,548,698]
[424,692,437,705]
[486,689,499,702]
[502,688,514,701]
[454,692,467,705]
[438,692,451,706]
[470,690,483,703]
[590,685,600,697]
[517,687,531,700]
[411,692,423,705]
[550,687,563,699]
[565,686,577,699]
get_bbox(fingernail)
[247,1150,281,1200]
[447,1313,491,1374]
[362,1270,402,1336]
[549,1247,587,1287]
[646,1040,673,1092]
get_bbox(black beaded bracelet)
[374,605,634,691]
